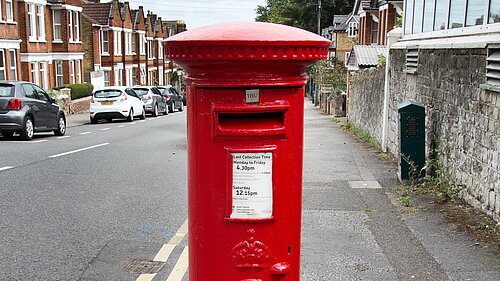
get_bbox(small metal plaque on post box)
[245,89,259,104]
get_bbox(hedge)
[52,83,94,100]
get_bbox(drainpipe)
[381,27,402,152]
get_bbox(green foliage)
[479,217,500,244]
[256,0,353,33]
[310,59,347,92]
[341,121,381,150]
[53,83,93,100]
[395,12,403,28]
[330,117,340,123]
[377,54,386,67]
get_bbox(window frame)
[101,30,109,54]
[70,60,75,84]
[0,50,6,81]
[74,11,80,42]
[9,50,16,81]
[55,60,64,87]
[28,4,37,41]
[53,9,62,42]
[39,62,47,89]
[75,60,81,84]
[36,5,45,41]
[348,22,358,37]
[68,10,73,42]
[6,0,14,22]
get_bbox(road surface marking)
[57,136,71,139]
[165,246,189,281]
[32,140,47,143]
[118,125,125,128]
[49,143,110,158]
[101,128,111,131]
[0,166,14,172]
[79,132,92,135]
[135,219,188,281]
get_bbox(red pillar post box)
[164,22,329,281]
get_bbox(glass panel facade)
[413,0,424,33]
[405,0,415,34]
[466,0,485,26]
[423,0,435,32]
[490,0,500,23]
[448,0,466,28]
[434,0,448,30]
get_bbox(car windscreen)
[94,89,122,98]
[132,88,149,96]
[0,84,14,97]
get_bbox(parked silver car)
[132,86,168,116]
[156,85,184,113]
[0,81,66,141]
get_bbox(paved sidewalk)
[66,112,90,128]
[300,101,500,280]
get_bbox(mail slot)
[165,22,330,281]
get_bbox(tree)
[256,0,353,33]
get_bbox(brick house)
[354,0,402,45]
[130,6,146,85]
[330,13,359,65]
[163,20,186,85]
[0,0,21,81]
[145,12,160,85]
[18,0,84,89]
[82,0,132,87]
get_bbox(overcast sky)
[121,0,268,30]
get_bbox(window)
[74,12,80,41]
[422,0,435,32]
[465,0,485,26]
[28,4,36,40]
[104,71,110,87]
[371,19,378,44]
[22,84,37,99]
[9,50,16,80]
[490,0,500,23]
[68,10,73,41]
[140,34,146,55]
[70,60,75,84]
[102,30,109,54]
[55,60,63,87]
[39,62,47,89]
[76,60,81,83]
[0,50,5,81]
[37,5,45,40]
[115,69,122,86]
[132,34,137,54]
[114,31,122,55]
[158,41,163,58]
[6,0,13,21]
[448,0,466,28]
[404,0,415,34]
[33,84,49,101]
[53,10,62,41]
[30,63,38,85]
[413,0,424,33]
[434,0,448,30]
[348,22,358,37]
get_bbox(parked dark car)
[132,86,168,116]
[0,81,66,141]
[157,85,184,113]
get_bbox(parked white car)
[89,86,145,124]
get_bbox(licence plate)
[101,101,114,105]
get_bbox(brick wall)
[347,66,386,142]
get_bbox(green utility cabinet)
[397,101,425,181]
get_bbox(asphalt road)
[0,112,189,281]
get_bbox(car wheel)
[169,102,175,113]
[140,108,146,120]
[163,104,168,115]
[152,104,158,117]
[127,109,134,122]
[1,132,14,139]
[20,116,34,141]
[90,117,98,124]
[54,115,66,136]
[179,102,184,112]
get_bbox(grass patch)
[330,117,340,123]
[341,121,381,150]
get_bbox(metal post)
[317,0,322,35]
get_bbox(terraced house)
[0,0,21,81]
[82,0,185,87]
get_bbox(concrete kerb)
[66,112,90,128]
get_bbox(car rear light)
[119,93,127,102]
[7,98,22,110]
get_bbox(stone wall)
[347,66,386,143]
[387,48,499,220]
[70,96,91,114]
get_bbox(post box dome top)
[164,22,331,62]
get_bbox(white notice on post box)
[231,152,273,219]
